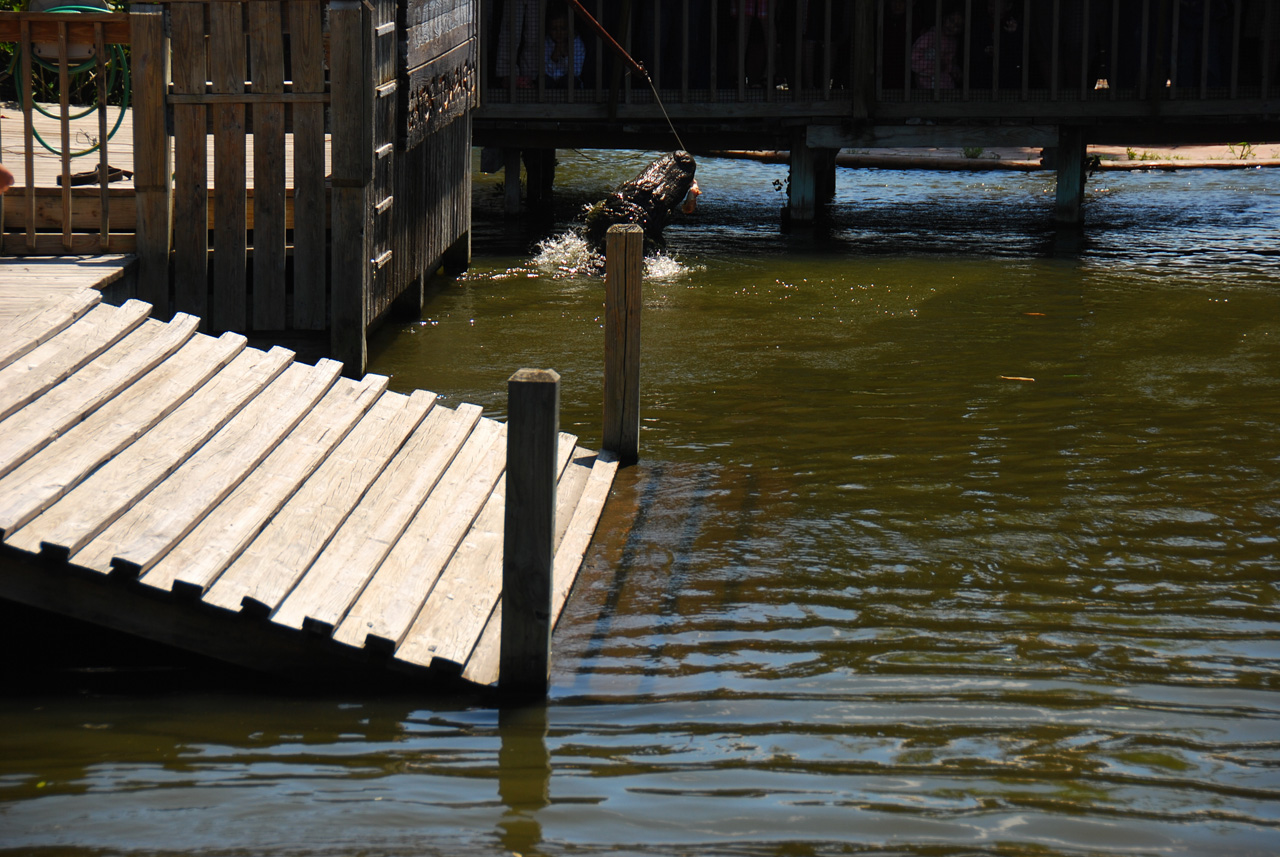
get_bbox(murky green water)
[3,152,1278,856]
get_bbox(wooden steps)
[0,288,617,689]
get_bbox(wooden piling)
[603,224,642,465]
[329,0,374,376]
[129,5,171,312]
[500,368,560,696]
[1054,125,1088,225]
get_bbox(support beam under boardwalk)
[0,289,618,691]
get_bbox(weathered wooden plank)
[140,373,387,596]
[209,1,248,332]
[0,12,130,44]
[0,232,138,256]
[0,289,101,372]
[83,357,342,577]
[201,388,435,616]
[328,417,506,651]
[289,0,327,330]
[4,345,291,559]
[248,0,288,329]
[171,0,210,322]
[397,433,577,673]
[461,450,618,687]
[0,315,199,481]
[269,401,483,632]
[451,446,597,683]
[603,224,643,463]
[0,332,246,540]
[0,300,149,423]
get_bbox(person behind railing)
[911,5,964,90]
[969,0,1024,91]
[719,0,769,87]
[0,163,13,195]
[544,7,586,88]
[493,0,540,88]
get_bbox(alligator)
[583,150,699,252]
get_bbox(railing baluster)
[1139,0,1149,99]
[95,21,108,251]
[991,0,1000,100]
[681,0,689,102]
[737,0,745,101]
[823,0,831,100]
[58,21,71,252]
[1170,0,1180,98]
[933,0,941,100]
[19,19,34,251]
[1110,0,1119,99]
[1230,0,1240,99]
[1051,0,1060,100]
[1200,0,1210,99]
[1021,0,1030,100]
[903,0,912,99]
[1081,0,1090,100]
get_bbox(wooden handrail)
[0,12,131,45]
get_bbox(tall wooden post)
[330,0,373,376]
[130,5,171,311]
[500,368,560,696]
[603,224,642,464]
[1054,125,1088,225]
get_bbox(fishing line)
[564,0,688,154]
[643,72,687,154]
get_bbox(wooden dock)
[0,283,617,690]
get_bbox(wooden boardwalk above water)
[0,280,617,691]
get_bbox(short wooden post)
[330,0,373,376]
[603,224,643,464]
[130,5,171,310]
[500,368,560,696]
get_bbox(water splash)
[530,228,702,281]
[531,230,600,277]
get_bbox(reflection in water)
[498,705,551,856]
[2,153,1278,855]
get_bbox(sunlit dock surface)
[0,282,616,690]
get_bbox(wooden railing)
[477,0,1280,121]
[3,0,477,376]
[0,10,133,255]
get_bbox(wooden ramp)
[0,288,617,690]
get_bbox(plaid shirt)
[545,35,586,81]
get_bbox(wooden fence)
[1,0,476,375]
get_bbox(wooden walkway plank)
[395,433,579,673]
[0,315,200,480]
[4,346,292,559]
[0,300,151,422]
[460,450,619,687]
[80,358,344,577]
[269,402,484,633]
[0,288,101,372]
[322,419,506,654]
[0,331,247,539]
[202,389,436,616]
[139,373,388,596]
[329,418,508,652]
